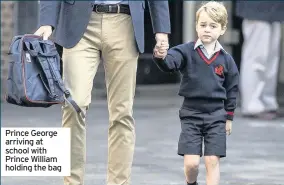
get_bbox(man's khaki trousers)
[61,12,139,185]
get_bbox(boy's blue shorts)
[177,107,227,158]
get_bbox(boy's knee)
[184,155,200,170]
[205,156,220,168]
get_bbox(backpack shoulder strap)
[29,39,86,119]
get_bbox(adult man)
[34,1,170,185]
[235,1,284,119]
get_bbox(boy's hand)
[153,47,167,59]
[153,41,169,59]
[226,120,232,135]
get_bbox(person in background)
[235,1,284,119]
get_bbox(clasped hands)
[154,33,169,59]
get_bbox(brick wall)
[1,1,14,98]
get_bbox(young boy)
[153,1,239,185]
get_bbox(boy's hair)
[196,1,228,28]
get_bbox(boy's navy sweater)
[153,41,239,120]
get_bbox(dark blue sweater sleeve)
[224,55,240,121]
[153,45,186,72]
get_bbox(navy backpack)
[5,34,85,119]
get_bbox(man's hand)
[155,33,169,47]
[154,33,169,59]
[34,25,53,40]
[226,120,232,135]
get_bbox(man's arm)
[223,55,240,121]
[148,1,171,60]
[34,1,61,40]
[147,1,171,34]
[39,1,61,29]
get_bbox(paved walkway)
[1,94,284,185]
